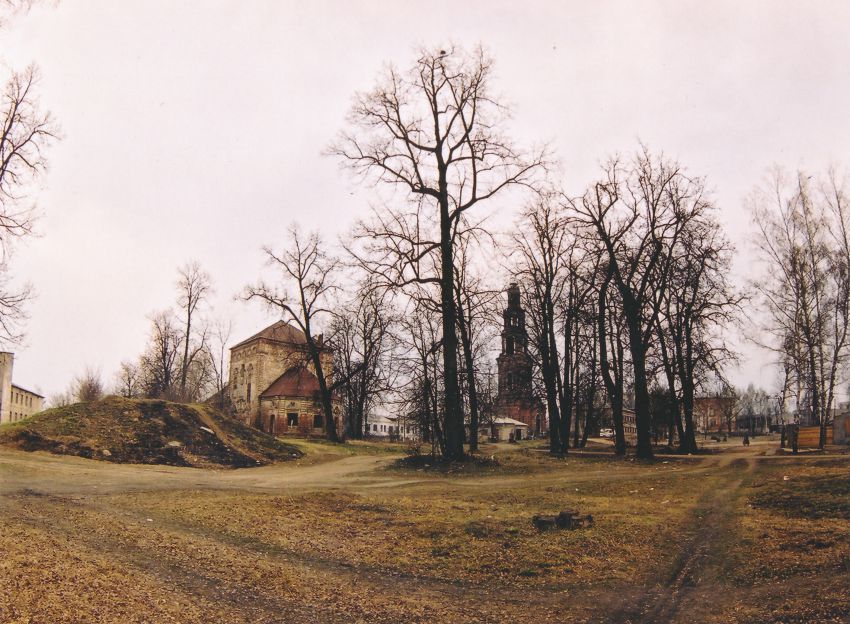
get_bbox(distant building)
[622,408,637,442]
[693,396,737,433]
[478,417,530,442]
[492,283,545,434]
[0,352,44,424]
[365,410,418,440]
[229,321,341,436]
[600,406,637,443]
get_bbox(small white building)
[365,410,418,441]
[479,417,530,442]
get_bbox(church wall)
[259,395,343,437]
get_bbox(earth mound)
[0,396,302,468]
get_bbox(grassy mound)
[0,396,302,468]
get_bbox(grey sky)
[4,0,850,398]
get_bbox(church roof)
[232,320,307,350]
[260,367,321,399]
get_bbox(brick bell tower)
[494,283,544,434]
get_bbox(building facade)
[0,352,44,424]
[364,410,418,441]
[692,396,738,433]
[492,283,544,434]
[229,321,340,436]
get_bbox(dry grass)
[1,444,848,623]
[712,458,850,623]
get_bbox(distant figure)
[743,435,750,447]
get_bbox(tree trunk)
[539,331,562,454]
[439,202,464,460]
[309,346,339,443]
[623,297,654,460]
[456,294,479,453]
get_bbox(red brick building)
[493,283,545,434]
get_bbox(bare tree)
[330,286,394,439]
[73,366,104,403]
[751,168,850,448]
[333,45,545,460]
[512,196,569,454]
[0,65,57,342]
[114,360,140,398]
[597,261,629,454]
[176,261,211,400]
[453,232,499,453]
[140,310,183,399]
[396,299,445,456]
[208,317,232,410]
[245,225,341,442]
[573,148,710,459]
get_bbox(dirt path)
[602,451,759,624]
[0,447,416,495]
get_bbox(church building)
[493,283,545,435]
[229,321,341,436]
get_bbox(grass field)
[0,439,848,623]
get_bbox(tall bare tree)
[751,168,850,448]
[512,197,569,454]
[453,232,499,452]
[574,148,710,459]
[176,261,211,400]
[0,65,56,342]
[333,45,544,460]
[245,225,341,442]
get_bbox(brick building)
[229,321,341,436]
[493,283,545,434]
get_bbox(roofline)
[11,383,44,398]
[231,334,310,351]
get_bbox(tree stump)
[532,510,593,531]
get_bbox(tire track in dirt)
[602,454,757,624]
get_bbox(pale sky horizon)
[3,0,850,400]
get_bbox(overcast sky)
[3,0,850,399]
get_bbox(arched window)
[507,373,514,389]
[506,336,514,354]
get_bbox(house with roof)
[478,416,530,442]
[229,321,341,436]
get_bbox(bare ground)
[1,442,848,623]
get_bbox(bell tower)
[494,283,544,433]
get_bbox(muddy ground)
[0,440,848,623]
